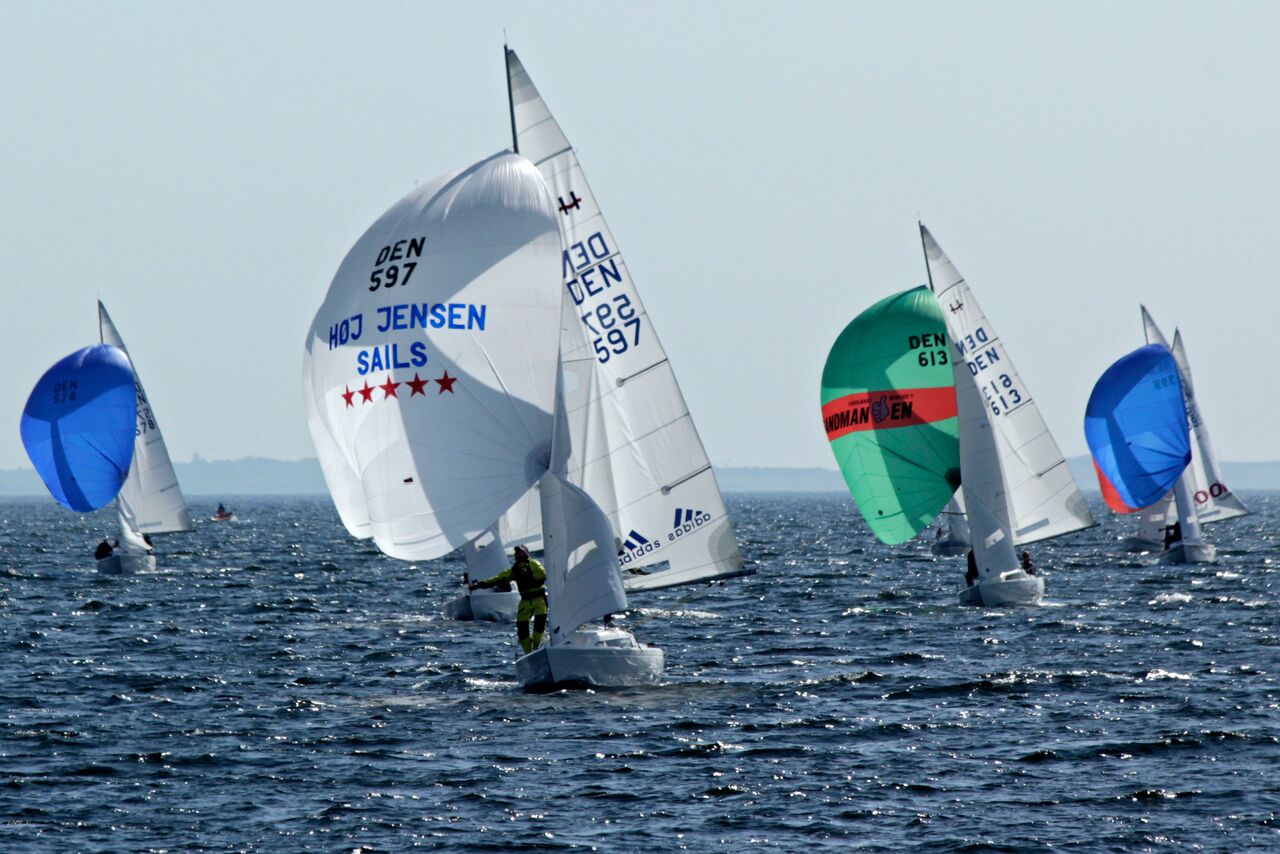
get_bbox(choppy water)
[1,493,1277,851]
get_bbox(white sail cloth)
[541,471,628,641]
[921,225,1094,544]
[506,48,744,591]
[98,301,192,534]
[1140,307,1248,524]
[304,152,564,561]
[951,330,1018,577]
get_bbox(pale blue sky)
[2,1,1276,470]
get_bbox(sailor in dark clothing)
[1020,550,1036,575]
[965,549,979,587]
[471,545,548,654]
[94,539,112,560]
[1163,521,1182,549]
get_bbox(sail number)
[917,348,949,367]
[582,295,641,363]
[982,373,1023,416]
[367,236,425,292]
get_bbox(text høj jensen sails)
[304,150,661,688]
[500,47,745,593]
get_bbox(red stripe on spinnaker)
[1093,459,1140,514]
[822,386,957,442]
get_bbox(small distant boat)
[21,345,138,554]
[1085,344,1198,560]
[96,302,193,572]
[210,506,237,523]
[1126,308,1246,561]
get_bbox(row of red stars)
[341,371,457,406]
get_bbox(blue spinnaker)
[1083,344,1190,513]
[20,344,138,512]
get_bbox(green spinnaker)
[821,286,961,544]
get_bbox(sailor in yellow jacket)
[470,545,547,654]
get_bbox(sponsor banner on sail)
[822,387,958,440]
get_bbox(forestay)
[506,47,743,591]
[921,224,1095,544]
[821,286,960,544]
[304,152,564,561]
[1140,307,1247,524]
[99,302,193,534]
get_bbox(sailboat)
[920,225,1094,569]
[96,302,194,573]
[1085,344,1193,559]
[446,47,747,619]
[304,149,662,689]
[21,345,138,536]
[932,495,971,556]
[1125,307,1245,560]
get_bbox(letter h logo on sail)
[618,529,649,555]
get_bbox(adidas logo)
[619,529,649,554]
[618,528,660,566]
[672,508,706,529]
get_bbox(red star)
[406,373,429,396]
[357,380,375,403]
[341,385,355,407]
[379,375,400,399]
[435,370,457,394]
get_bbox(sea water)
[0,493,1276,851]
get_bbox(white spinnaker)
[921,225,1094,544]
[952,332,1018,577]
[541,471,629,640]
[98,301,193,534]
[507,47,744,591]
[1140,308,1248,524]
[304,151,564,561]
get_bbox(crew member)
[1020,550,1036,575]
[965,549,979,587]
[94,539,112,560]
[471,545,547,654]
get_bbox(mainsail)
[505,47,744,591]
[920,224,1095,544]
[304,151,565,561]
[99,302,193,534]
[821,286,960,544]
[1140,307,1248,524]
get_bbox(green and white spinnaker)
[821,286,960,544]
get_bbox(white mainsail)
[920,224,1095,544]
[98,301,192,535]
[304,152,565,561]
[1140,307,1248,525]
[505,47,744,591]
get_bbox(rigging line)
[616,359,668,387]
[662,464,712,495]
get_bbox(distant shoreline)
[3,457,1280,496]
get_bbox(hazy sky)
[3,1,1277,472]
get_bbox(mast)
[504,44,519,154]
[918,221,935,292]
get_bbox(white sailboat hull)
[1122,536,1164,553]
[515,627,663,691]
[1159,542,1217,564]
[958,571,1044,607]
[932,539,969,557]
[96,553,156,574]
[442,589,520,622]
